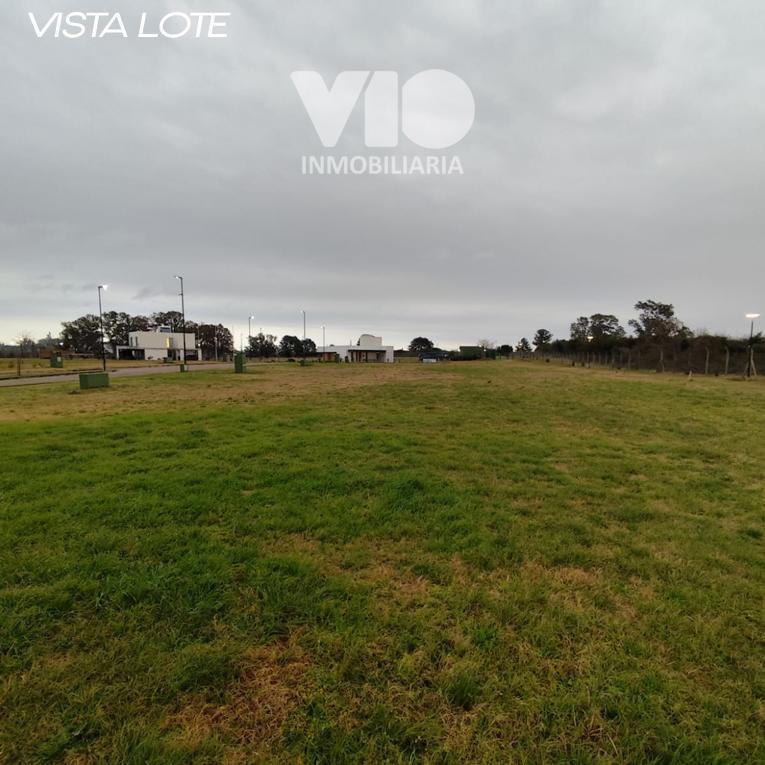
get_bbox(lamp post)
[746,313,760,378]
[322,325,326,356]
[174,275,186,367]
[97,284,108,371]
[248,315,255,357]
[301,309,306,361]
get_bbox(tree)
[408,337,434,353]
[16,332,36,356]
[247,332,278,358]
[533,328,553,350]
[197,324,233,360]
[589,314,625,346]
[150,311,185,331]
[302,338,317,355]
[569,316,591,346]
[498,343,513,357]
[101,311,133,354]
[516,337,532,354]
[477,339,496,350]
[36,332,60,349]
[629,300,689,342]
[129,315,151,332]
[61,315,102,354]
[279,335,303,357]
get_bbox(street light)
[97,284,108,371]
[746,313,760,378]
[321,324,326,355]
[174,275,186,368]
[301,309,306,361]
[248,315,255,357]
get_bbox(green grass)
[0,362,763,763]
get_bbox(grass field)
[0,358,222,380]
[1,362,763,764]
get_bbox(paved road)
[0,363,232,388]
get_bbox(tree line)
[408,299,762,371]
[49,312,322,360]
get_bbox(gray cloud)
[2,0,765,347]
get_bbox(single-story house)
[318,334,394,363]
[116,328,199,362]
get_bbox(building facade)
[116,328,198,362]
[318,334,394,363]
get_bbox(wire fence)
[531,345,764,377]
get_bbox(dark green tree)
[150,311,185,331]
[589,313,624,342]
[279,335,303,357]
[533,328,553,350]
[569,316,591,346]
[247,332,278,358]
[629,300,689,341]
[61,315,102,354]
[409,337,434,353]
[516,337,532,354]
[197,324,233,359]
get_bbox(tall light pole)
[322,325,326,355]
[746,313,760,378]
[301,309,306,361]
[174,275,186,367]
[248,315,255,357]
[97,284,108,371]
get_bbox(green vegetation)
[1,362,763,763]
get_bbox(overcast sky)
[2,0,765,348]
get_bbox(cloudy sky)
[2,0,765,348]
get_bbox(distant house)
[318,334,394,363]
[116,328,198,362]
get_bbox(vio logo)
[291,69,475,149]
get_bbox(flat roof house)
[318,334,394,363]
[116,328,198,362]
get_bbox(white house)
[318,334,394,363]
[116,328,198,362]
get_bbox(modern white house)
[318,334,394,363]
[116,328,198,362]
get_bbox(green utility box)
[234,352,246,373]
[50,354,64,369]
[79,372,110,390]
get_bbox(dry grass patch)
[164,637,311,759]
[0,363,459,422]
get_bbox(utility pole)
[97,284,108,371]
[174,275,186,368]
[746,313,760,378]
[301,309,306,362]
